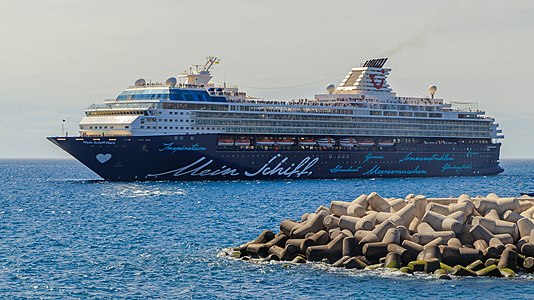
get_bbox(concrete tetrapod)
[344,257,368,269]
[322,215,340,231]
[238,229,275,255]
[286,238,317,254]
[280,220,300,237]
[362,242,389,263]
[367,192,391,212]
[292,211,328,238]
[359,220,396,244]
[498,249,518,271]
[342,237,361,257]
[306,233,346,263]
[472,217,519,240]
[422,210,463,234]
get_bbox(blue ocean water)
[0,159,533,299]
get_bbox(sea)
[0,159,533,299]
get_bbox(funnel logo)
[369,70,385,90]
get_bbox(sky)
[0,0,533,159]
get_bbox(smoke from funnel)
[379,6,455,57]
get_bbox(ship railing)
[86,103,158,110]
[226,96,446,109]
[127,83,206,89]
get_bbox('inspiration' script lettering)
[158,142,206,153]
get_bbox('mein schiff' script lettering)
[146,154,319,178]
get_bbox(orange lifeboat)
[378,139,395,147]
[275,138,295,146]
[339,137,356,147]
[255,137,275,146]
[217,138,234,147]
[357,139,375,147]
[317,137,335,147]
[299,138,316,146]
[234,138,251,147]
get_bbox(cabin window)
[125,126,129,129]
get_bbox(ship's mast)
[201,56,219,72]
[179,56,220,86]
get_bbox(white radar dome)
[135,78,146,86]
[428,85,437,95]
[326,84,336,94]
[166,77,177,87]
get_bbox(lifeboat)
[317,137,335,147]
[217,138,234,147]
[357,139,375,147]
[255,137,275,146]
[339,137,357,147]
[299,138,316,146]
[275,138,295,146]
[378,139,395,147]
[234,138,251,147]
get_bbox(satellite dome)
[134,78,146,86]
[428,85,437,99]
[428,85,437,95]
[326,84,336,94]
[165,77,177,87]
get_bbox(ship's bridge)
[116,86,227,102]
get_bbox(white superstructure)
[78,57,503,143]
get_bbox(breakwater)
[232,192,534,278]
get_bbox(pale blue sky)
[1,0,533,158]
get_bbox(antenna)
[61,119,65,136]
[224,65,227,88]
[201,56,219,72]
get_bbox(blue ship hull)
[48,134,503,181]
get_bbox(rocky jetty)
[232,192,534,278]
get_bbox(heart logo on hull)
[96,153,112,164]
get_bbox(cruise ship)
[48,57,504,181]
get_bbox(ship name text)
[158,142,206,153]
[146,154,319,178]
